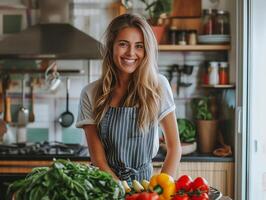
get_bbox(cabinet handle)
[237,106,242,134]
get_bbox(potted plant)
[191,97,218,153]
[177,118,197,155]
[139,0,172,43]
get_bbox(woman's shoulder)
[81,79,101,96]
[157,73,170,87]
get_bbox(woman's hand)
[83,124,119,180]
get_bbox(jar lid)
[203,9,218,15]
[220,62,228,68]
[209,61,219,67]
[217,10,229,15]
[170,26,178,30]
[187,29,197,33]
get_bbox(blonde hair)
[94,14,162,131]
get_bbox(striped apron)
[99,107,155,183]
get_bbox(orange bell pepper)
[149,173,176,200]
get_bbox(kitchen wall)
[1,0,235,147]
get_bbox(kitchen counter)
[0,148,234,162]
[153,149,234,162]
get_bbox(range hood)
[0,23,102,59]
[0,1,102,60]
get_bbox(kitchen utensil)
[17,77,29,126]
[45,61,61,91]
[28,78,35,122]
[58,77,74,127]
[2,75,11,123]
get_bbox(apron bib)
[99,107,155,182]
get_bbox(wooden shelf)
[158,44,230,51]
[201,84,235,89]
[0,69,84,75]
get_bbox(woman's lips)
[121,58,136,65]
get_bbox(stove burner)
[0,141,89,156]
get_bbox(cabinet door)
[179,162,234,198]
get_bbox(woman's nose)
[126,46,135,56]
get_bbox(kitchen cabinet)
[0,160,90,174]
[153,161,234,198]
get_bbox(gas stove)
[0,141,89,157]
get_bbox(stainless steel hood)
[0,23,102,59]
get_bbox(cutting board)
[171,0,202,17]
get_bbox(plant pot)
[151,25,165,44]
[196,120,218,153]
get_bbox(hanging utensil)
[17,77,29,126]
[58,77,74,127]
[28,78,35,122]
[2,75,12,123]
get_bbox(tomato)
[191,192,209,200]
[126,193,140,200]
[125,192,159,200]
[137,192,159,200]
[175,175,193,192]
[191,177,209,193]
[172,193,190,200]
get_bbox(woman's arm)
[83,124,119,180]
[159,111,181,179]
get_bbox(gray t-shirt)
[76,74,175,156]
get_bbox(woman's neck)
[117,75,130,88]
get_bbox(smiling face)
[112,27,145,77]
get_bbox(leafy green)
[191,97,213,120]
[6,159,125,200]
[177,119,196,143]
[139,0,172,25]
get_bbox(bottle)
[187,30,197,45]
[215,10,230,35]
[219,62,229,84]
[169,26,178,44]
[177,30,187,45]
[201,9,217,35]
[208,61,219,85]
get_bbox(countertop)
[0,148,234,162]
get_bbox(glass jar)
[187,30,197,45]
[219,62,229,84]
[208,61,219,85]
[177,30,187,45]
[168,26,178,44]
[215,10,230,35]
[201,9,217,35]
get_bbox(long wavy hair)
[93,13,162,132]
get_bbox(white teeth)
[123,58,135,64]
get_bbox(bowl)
[160,142,197,155]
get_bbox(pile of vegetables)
[6,159,125,200]
[177,119,196,143]
[173,175,209,200]
[124,174,210,200]
[124,173,176,200]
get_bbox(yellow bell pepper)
[149,173,176,200]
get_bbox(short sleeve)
[158,74,176,121]
[75,80,99,128]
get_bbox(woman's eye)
[118,42,128,47]
[136,44,144,49]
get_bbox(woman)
[76,14,181,183]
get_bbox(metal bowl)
[209,187,223,200]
